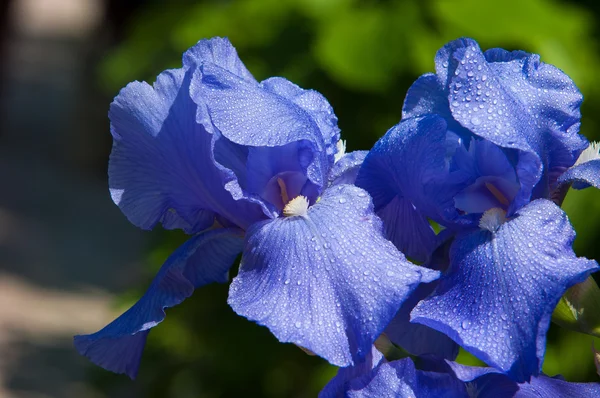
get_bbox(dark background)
[1,0,600,397]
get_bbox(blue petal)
[328,151,368,187]
[441,362,520,397]
[402,73,448,119]
[74,228,243,379]
[196,67,326,148]
[483,47,587,166]
[385,280,458,360]
[357,116,465,259]
[557,159,600,190]
[319,346,384,398]
[228,184,439,367]
[448,361,600,397]
[182,37,256,83]
[384,232,458,360]
[411,199,599,381]
[358,116,449,213]
[191,64,331,191]
[516,375,600,397]
[402,73,472,142]
[261,77,341,164]
[376,196,437,263]
[441,38,588,205]
[346,358,467,398]
[108,67,271,231]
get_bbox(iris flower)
[357,38,599,381]
[74,37,438,378]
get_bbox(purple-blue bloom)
[320,349,600,397]
[74,37,438,378]
[357,38,599,381]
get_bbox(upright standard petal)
[260,77,341,163]
[191,64,332,191]
[441,38,588,202]
[108,67,270,232]
[411,199,598,381]
[228,184,439,367]
[357,116,460,261]
[182,37,257,83]
[401,73,472,142]
[74,228,243,379]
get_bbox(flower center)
[283,196,310,217]
[454,176,518,214]
[479,207,507,233]
[275,176,310,217]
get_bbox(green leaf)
[552,276,600,338]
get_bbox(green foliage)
[92,0,600,395]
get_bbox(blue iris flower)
[74,37,438,379]
[320,347,600,397]
[357,38,599,381]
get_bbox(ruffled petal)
[108,67,270,231]
[328,151,368,187]
[483,47,587,167]
[74,228,243,379]
[402,73,448,119]
[191,64,330,191]
[411,199,599,381]
[440,38,589,206]
[182,37,256,83]
[228,184,439,367]
[261,77,341,164]
[402,73,472,142]
[557,159,600,190]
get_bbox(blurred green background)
[2,0,600,397]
